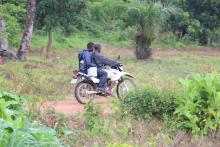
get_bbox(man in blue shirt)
[81,42,107,91]
[93,44,120,95]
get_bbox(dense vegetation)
[0,78,62,146]
[122,88,176,120]
[1,0,220,59]
[122,72,220,136]
[174,73,220,135]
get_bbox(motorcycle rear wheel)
[75,81,95,104]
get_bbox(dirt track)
[42,97,114,115]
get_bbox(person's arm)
[84,52,96,67]
[94,53,118,66]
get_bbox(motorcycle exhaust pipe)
[85,91,98,94]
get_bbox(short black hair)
[87,42,94,49]
[94,44,101,50]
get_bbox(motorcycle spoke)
[77,83,95,103]
[118,78,136,99]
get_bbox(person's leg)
[97,68,107,88]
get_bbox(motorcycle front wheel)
[74,81,95,104]
[116,77,136,100]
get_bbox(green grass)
[31,30,132,50]
[123,54,220,90]
[1,45,220,101]
[151,33,201,49]
[31,31,90,50]
[0,51,78,100]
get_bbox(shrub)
[173,72,220,135]
[0,86,62,146]
[122,88,176,120]
[83,102,101,131]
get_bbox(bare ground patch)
[41,97,114,115]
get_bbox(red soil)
[42,97,114,116]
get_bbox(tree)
[36,0,86,58]
[17,0,36,60]
[0,0,9,50]
[0,0,26,47]
[126,1,176,59]
[168,0,220,46]
[0,17,9,50]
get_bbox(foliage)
[0,86,62,147]
[122,88,176,120]
[88,0,127,23]
[168,0,220,46]
[1,0,220,50]
[83,102,101,130]
[83,0,132,45]
[0,2,26,47]
[35,0,87,56]
[125,1,177,59]
[35,0,86,33]
[82,102,125,138]
[173,72,220,135]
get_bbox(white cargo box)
[87,67,97,77]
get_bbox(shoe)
[97,87,115,96]
[96,87,105,93]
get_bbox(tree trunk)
[17,0,36,60]
[0,17,9,50]
[135,35,152,59]
[46,30,52,58]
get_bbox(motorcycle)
[70,64,136,104]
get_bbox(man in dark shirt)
[93,44,119,67]
[79,43,96,73]
[81,42,107,91]
[93,44,119,94]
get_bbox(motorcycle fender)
[70,77,85,84]
[122,72,134,78]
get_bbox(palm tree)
[127,1,177,59]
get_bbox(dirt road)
[42,97,114,115]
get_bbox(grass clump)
[83,102,102,131]
[121,88,176,120]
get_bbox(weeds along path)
[42,96,114,116]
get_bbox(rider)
[93,44,119,67]
[93,44,120,94]
[81,42,107,92]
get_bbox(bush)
[0,84,62,146]
[173,72,220,135]
[83,102,101,131]
[121,88,176,120]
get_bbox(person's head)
[87,42,95,51]
[94,44,101,53]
